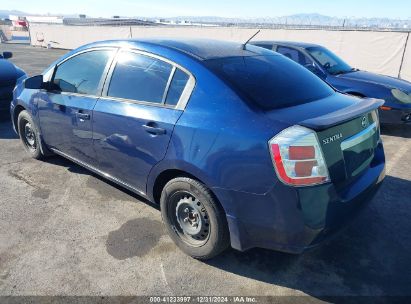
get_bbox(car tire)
[17,110,47,160]
[160,177,230,260]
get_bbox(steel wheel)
[169,191,210,246]
[17,110,47,160]
[161,177,230,259]
[22,120,37,151]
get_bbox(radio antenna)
[242,30,261,50]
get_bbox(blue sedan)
[0,51,26,115]
[12,39,385,259]
[252,41,411,124]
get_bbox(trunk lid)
[299,98,383,131]
[0,59,17,86]
[315,110,380,186]
[0,59,18,101]
[265,93,384,186]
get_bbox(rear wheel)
[160,177,230,260]
[17,110,46,159]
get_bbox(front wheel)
[17,110,46,160]
[160,177,230,260]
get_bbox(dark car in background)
[252,41,411,124]
[0,51,26,116]
[12,39,385,259]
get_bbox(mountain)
[0,10,28,19]
[151,13,410,29]
[1,10,410,29]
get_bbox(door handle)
[142,123,166,135]
[76,112,90,120]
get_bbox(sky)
[2,0,411,19]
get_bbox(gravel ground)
[0,44,410,302]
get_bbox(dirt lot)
[1,44,411,302]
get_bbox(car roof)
[252,40,321,49]
[82,38,276,61]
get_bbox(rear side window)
[165,68,189,106]
[276,46,313,66]
[108,52,173,103]
[53,50,113,95]
[254,44,274,51]
[277,46,300,62]
[205,55,334,110]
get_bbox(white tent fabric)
[400,33,411,80]
[29,24,131,49]
[258,29,407,78]
[29,24,411,81]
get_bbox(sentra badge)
[322,133,343,145]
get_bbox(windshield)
[306,47,353,75]
[205,55,335,110]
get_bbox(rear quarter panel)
[147,60,289,202]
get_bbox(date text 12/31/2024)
[149,296,258,303]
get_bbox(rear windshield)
[205,55,334,110]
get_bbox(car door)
[92,49,194,194]
[37,48,116,166]
[276,45,326,80]
[276,45,315,68]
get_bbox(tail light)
[371,109,381,139]
[269,125,330,186]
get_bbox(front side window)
[306,46,353,75]
[108,52,173,103]
[53,50,113,95]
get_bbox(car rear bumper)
[213,143,385,254]
[379,107,411,124]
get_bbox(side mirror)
[2,52,13,59]
[24,75,44,89]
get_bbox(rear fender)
[146,158,218,203]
